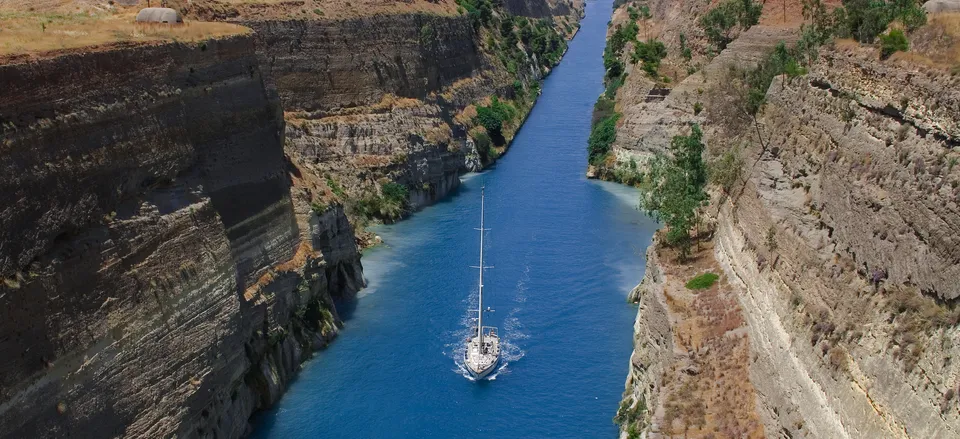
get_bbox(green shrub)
[605,72,626,99]
[592,96,617,125]
[472,130,492,152]
[639,125,708,261]
[420,24,435,44]
[879,28,909,58]
[381,182,409,204]
[587,114,621,165]
[632,38,667,77]
[604,21,639,80]
[700,0,762,50]
[311,201,327,215]
[686,272,719,290]
[708,146,743,195]
[326,176,346,198]
[475,106,504,142]
[830,0,926,43]
[741,42,805,115]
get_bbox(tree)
[699,0,763,50]
[587,114,620,164]
[639,124,709,260]
[709,146,743,195]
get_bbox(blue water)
[252,0,659,436]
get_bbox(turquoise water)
[252,0,659,436]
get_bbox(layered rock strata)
[611,2,960,438]
[0,35,362,438]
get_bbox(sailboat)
[464,186,500,380]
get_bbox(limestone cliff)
[607,1,960,438]
[0,35,362,438]
[0,0,583,436]
[182,0,584,225]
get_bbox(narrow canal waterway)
[252,0,659,436]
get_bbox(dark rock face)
[0,36,363,438]
[243,14,485,112]
[502,0,554,18]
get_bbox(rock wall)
[210,4,583,219]
[0,36,362,438]
[245,14,485,112]
[610,2,960,437]
[713,43,960,438]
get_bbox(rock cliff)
[0,0,583,436]
[182,0,583,225]
[0,35,362,438]
[606,1,960,438]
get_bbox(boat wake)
[448,261,530,381]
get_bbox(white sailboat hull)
[466,358,499,379]
[465,330,500,380]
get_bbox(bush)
[588,114,620,165]
[832,0,927,43]
[355,183,409,221]
[879,28,909,58]
[592,96,617,125]
[605,73,626,99]
[474,97,516,145]
[419,24,434,44]
[708,146,743,194]
[604,22,639,80]
[381,182,409,204]
[326,176,346,198]
[740,42,805,115]
[471,129,492,152]
[632,39,667,77]
[700,0,763,50]
[686,272,719,290]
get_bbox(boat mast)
[477,186,486,347]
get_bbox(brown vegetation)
[653,234,765,438]
[178,0,460,21]
[0,9,246,57]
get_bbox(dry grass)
[181,0,460,20]
[831,13,960,71]
[652,235,765,439]
[757,0,843,28]
[0,10,247,57]
[908,12,960,66]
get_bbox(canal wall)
[0,0,582,437]
[608,0,960,438]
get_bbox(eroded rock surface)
[608,1,960,438]
[0,35,362,438]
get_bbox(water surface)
[253,1,659,436]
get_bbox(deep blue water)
[252,0,659,436]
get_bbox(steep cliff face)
[241,12,495,213]
[608,1,960,438]
[182,0,583,224]
[248,14,485,111]
[712,43,960,438]
[0,35,362,438]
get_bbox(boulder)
[923,0,960,13]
